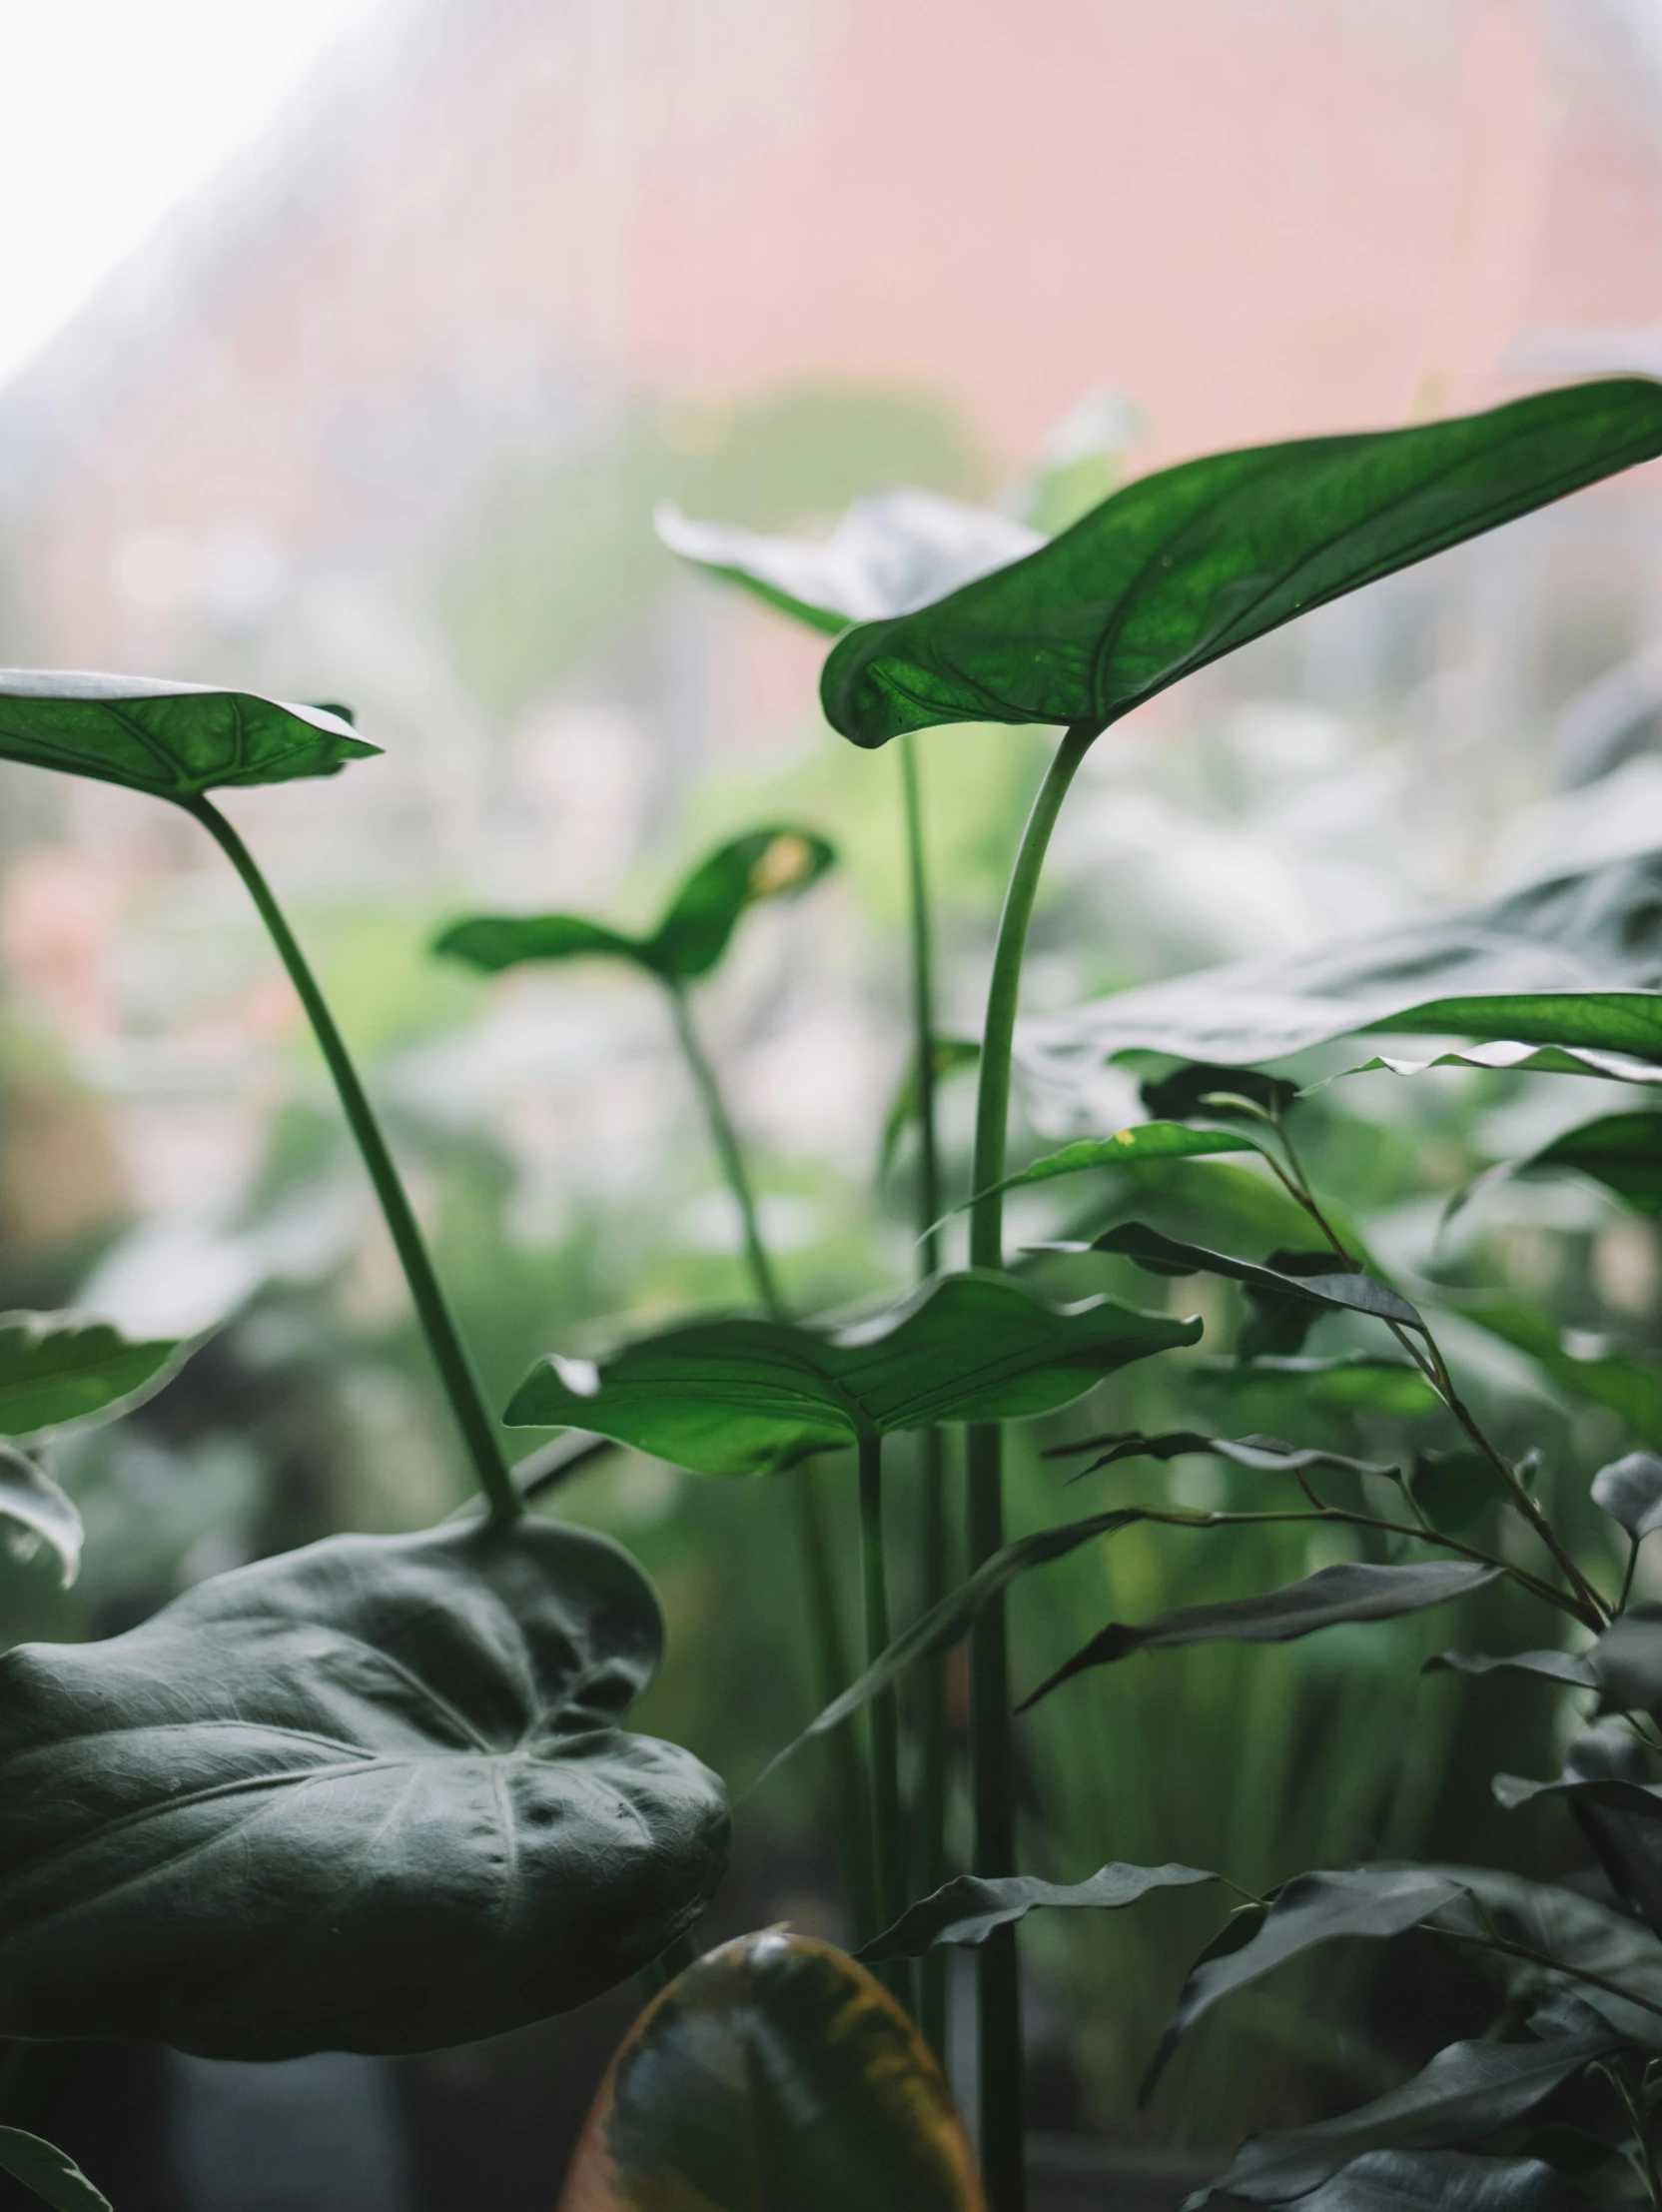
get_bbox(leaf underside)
[0,1312,183,1439]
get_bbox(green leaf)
[1521,1730,1662,1932]
[0,672,376,799]
[1278,2150,1568,2212]
[1423,1651,1596,1689]
[1055,1222,1425,1331]
[558,1928,984,2211]
[1139,1065,1299,1124]
[978,1122,1261,1208]
[0,2127,112,2212]
[1189,2032,1617,2205]
[0,1312,184,1438]
[820,381,1662,746]
[1592,1451,1662,1540]
[1341,1040,1662,1087]
[1517,1112,1662,1214]
[656,491,1042,632]
[1422,1862,1662,2048]
[858,1862,1220,1961]
[1586,1605,1662,1716]
[0,1520,729,2057]
[434,825,835,987]
[880,1037,979,1180]
[1147,1870,1464,2095]
[1362,992,1662,1060]
[503,1272,1201,1477]
[1448,1296,1662,1434]
[1045,1429,1397,1485]
[1198,1354,1440,1419]
[0,1445,81,1590]
[1021,1561,1501,1711]
[1409,1451,1496,1536]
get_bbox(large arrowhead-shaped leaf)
[859,1862,1220,1961]
[0,2127,112,2212]
[434,825,834,987]
[1021,1560,1500,1710]
[820,381,1662,746]
[1263,2149,1568,2212]
[1188,2032,1616,2205]
[656,493,1042,634]
[557,1929,985,2211]
[503,1273,1201,1476]
[0,672,375,799]
[1051,1222,1424,1332]
[0,1313,184,1438]
[0,1520,729,2057]
[0,1445,81,1590]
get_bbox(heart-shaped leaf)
[503,1272,1201,1476]
[1592,1452,1662,1540]
[0,1313,185,1438]
[0,2127,112,2212]
[1021,1560,1501,1711]
[0,1445,81,1590]
[1044,1429,1397,1485]
[858,1861,1220,1961]
[1270,2149,1569,2212]
[1050,1222,1424,1332]
[656,492,1042,633]
[0,672,375,799]
[434,825,834,988]
[820,381,1662,746]
[0,1519,729,2057]
[557,1928,985,2211]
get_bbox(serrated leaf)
[1045,1429,1397,1485]
[1188,2033,1617,2205]
[0,672,374,799]
[858,1862,1220,1960]
[1022,1561,1500,1711]
[503,1272,1201,1477]
[1140,1064,1300,1124]
[0,1445,81,1590]
[1423,1651,1596,1689]
[0,1520,729,2057]
[1593,1452,1662,1541]
[880,1036,979,1180]
[0,1312,185,1438]
[1055,1222,1424,1331]
[656,492,1041,632]
[0,2127,112,2212]
[1286,2149,1568,2212]
[557,1928,984,2212]
[821,381,1662,746]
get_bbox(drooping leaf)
[656,492,1041,632]
[1187,2031,1617,2205]
[557,1928,985,2212]
[1592,1452,1662,1541]
[1512,1112,1662,1215]
[976,1122,1262,1209]
[1052,1222,1424,1331]
[1364,992,1662,1062]
[1285,2149,1568,2212]
[1140,1064,1300,1124]
[1019,849,1662,1092]
[1045,1429,1397,1485]
[820,381,1662,746]
[434,825,835,988]
[879,1036,979,1180]
[0,1312,185,1438]
[1146,1870,1465,2096]
[1021,1560,1500,1711]
[1420,1861,1662,2047]
[1423,1651,1596,1690]
[858,1862,1221,1961]
[0,1445,81,1590]
[0,672,375,799]
[0,2127,112,2212]
[1448,1296,1662,1434]
[503,1272,1201,1477]
[0,1520,729,2057]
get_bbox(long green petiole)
[188,795,522,1523]
[966,721,1099,2212]
[860,1434,908,2007]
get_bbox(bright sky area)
[0,0,372,390]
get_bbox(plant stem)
[901,731,951,2057]
[188,796,521,1522]
[967,721,1098,2212]
[861,1435,908,2006]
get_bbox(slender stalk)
[861,1435,908,2005]
[901,731,951,2056]
[662,976,876,1936]
[967,721,1099,2212]
[188,796,521,1521]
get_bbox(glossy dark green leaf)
[1021,850,1662,1087]
[1055,1222,1424,1331]
[1541,1730,1662,1931]
[1140,1065,1299,1124]
[1409,1452,1495,1536]
[978,1123,1261,1209]
[1198,1354,1440,1419]
[0,672,375,799]
[503,1272,1201,1477]
[1421,1861,1662,2046]
[0,2127,112,2212]
[1147,1871,1464,2095]
[880,1036,979,1180]
[0,1445,81,1590]
[1188,2032,1617,2205]
[0,1520,729,2057]
[859,1862,1220,1961]
[1449,1296,1662,1434]
[1285,2149,1568,2212]
[656,492,1041,633]
[435,826,835,988]
[1423,1651,1595,1689]
[1021,1560,1500,1711]
[1365,992,1662,1062]
[557,1928,984,2212]
[1045,1429,1397,1485]
[1592,1452,1662,1540]
[0,1313,184,1438]
[820,381,1662,746]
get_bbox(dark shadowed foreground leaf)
[504,1273,1201,1477]
[821,382,1662,745]
[1592,1451,1662,1539]
[0,1313,184,1438]
[1423,1651,1595,1690]
[656,492,1041,632]
[1050,1222,1424,1331]
[0,672,375,799]
[1140,1064,1300,1124]
[1046,1429,1396,1485]
[1283,2149,1567,2212]
[859,1862,1220,1960]
[1187,2033,1617,2205]
[1497,1730,1662,1934]
[0,1446,81,1590]
[0,1521,729,2057]
[557,1928,984,2212]
[1421,1862,1662,2046]
[1022,1561,1500,1710]
[435,825,835,987]
[0,2126,112,2212]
